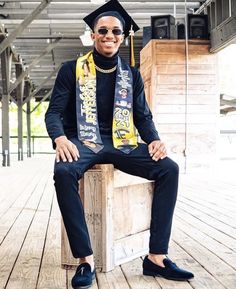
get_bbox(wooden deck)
[0,155,236,289]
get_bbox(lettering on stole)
[79,79,97,141]
[114,69,132,136]
[114,108,129,127]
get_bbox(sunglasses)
[97,28,123,36]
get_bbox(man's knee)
[54,161,78,182]
[167,159,179,176]
[158,157,179,178]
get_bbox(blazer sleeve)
[133,68,160,144]
[45,61,75,143]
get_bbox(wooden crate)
[61,164,154,272]
[140,40,219,173]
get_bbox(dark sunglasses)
[97,28,123,36]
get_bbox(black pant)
[54,135,179,258]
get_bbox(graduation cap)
[83,0,140,38]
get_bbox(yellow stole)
[76,51,137,154]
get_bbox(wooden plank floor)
[0,155,236,289]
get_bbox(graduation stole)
[76,51,137,154]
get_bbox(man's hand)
[148,140,167,161]
[55,136,80,163]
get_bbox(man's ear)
[91,32,96,41]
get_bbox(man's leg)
[104,140,179,257]
[103,138,193,280]
[54,137,102,261]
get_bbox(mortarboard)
[83,0,140,38]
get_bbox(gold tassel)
[129,25,135,67]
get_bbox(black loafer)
[71,263,96,289]
[143,256,194,281]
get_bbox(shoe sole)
[72,274,96,289]
[73,284,92,289]
[72,281,93,289]
[143,270,194,281]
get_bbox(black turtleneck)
[93,48,118,134]
[93,47,118,69]
[45,49,160,147]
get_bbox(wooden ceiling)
[0,0,202,97]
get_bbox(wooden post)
[25,82,32,157]
[15,62,24,161]
[0,36,11,166]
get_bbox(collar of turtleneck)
[93,48,118,70]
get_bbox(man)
[45,0,194,288]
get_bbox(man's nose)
[105,29,114,37]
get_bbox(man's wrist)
[148,138,160,145]
[55,135,67,144]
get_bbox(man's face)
[91,16,124,58]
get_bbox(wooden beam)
[196,0,235,52]
[194,0,213,14]
[0,43,11,166]
[30,88,52,114]
[8,45,20,63]
[220,99,236,108]
[0,0,52,54]
[220,107,236,114]
[26,101,32,157]
[0,27,32,105]
[220,93,236,100]
[232,0,236,17]
[0,0,199,3]
[25,82,32,157]
[216,0,223,26]
[9,38,61,94]
[15,62,24,161]
[23,65,60,105]
[210,16,236,52]
[210,1,216,29]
